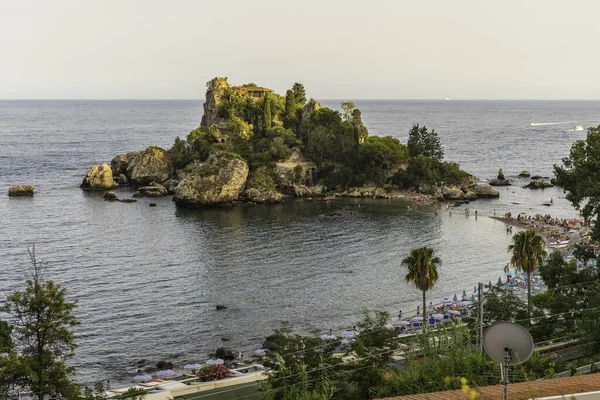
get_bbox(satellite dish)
[483,322,533,366]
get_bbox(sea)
[1,99,599,385]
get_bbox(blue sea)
[1,99,599,385]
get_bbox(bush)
[198,364,231,382]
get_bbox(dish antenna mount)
[483,322,534,400]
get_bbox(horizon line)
[1,98,600,102]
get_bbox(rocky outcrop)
[464,191,478,200]
[489,178,510,186]
[340,187,389,198]
[81,164,117,190]
[8,185,35,196]
[103,191,118,201]
[519,170,531,177]
[139,185,169,197]
[292,184,325,197]
[162,179,179,195]
[200,77,230,129]
[442,185,464,200]
[470,183,500,198]
[174,154,249,206]
[111,152,138,177]
[298,99,321,139]
[497,168,505,181]
[241,168,284,204]
[127,147,174,185]
[524,180,554,189]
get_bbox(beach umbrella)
[447,310,461,315]
[440,297,453,304]
[384,323,394,329]
[473,285,477,293]
[431,313,444,320]
[462,289,467,298]
[156,369,175,378]
[471,294,476,302]
[341,338,355,345]
[206,358,224,365]
[341,329,357,338]
[320,330,337,340]
[457,300,472,307]
[133,374,152,382]
[183,363,201,371]
[453,293,458,301]
[497,277,502,285]
[412,316,424,322]
[488,280,492,287]
[254,349,266,356]
[394,320,411,326]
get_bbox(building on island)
[234,86,274,98]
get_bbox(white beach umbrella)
[156,369,175,378]
[431,313,444,320]
[456,300,472,307]
[254,348,266,356]
[439,297,453,304]
[447,310,461,315]
[394,320,411,326]
[412,316,424,322]
[206,358,224,365]
[133,374,152,382]
[341,329,357,338]
[183,363,201,370]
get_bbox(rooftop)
[380,373,600,400]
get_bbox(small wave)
[528,122,571,126]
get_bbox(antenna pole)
[503,347,511,400]
[478,282,484,350]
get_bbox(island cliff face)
[81,77,496,206]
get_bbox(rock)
[132,191,144,198]
[174,153,249,207]
[8,185,35,197]
[524,180,554,189]
[156,360,174,370]
[441,185,464,200]
[293,184,325,197]
[298,99,321,140]
[497,168,505,181]
[550,178,557,185]
[119,198,137,203]
[470,183,500,198]
[149,203,157,207]
[119,174,129,185]
[519,170,531,177]
[111,152,138,177]
[241,168,284,204]
[81,163,117,190]
[127,146,174,185]
[103,191,118,201]
[215,347,236,361]
[200,78,230,129]
[464,191,478,200]
[163,179,179,195]
[138,185,168,197]
[488,178,511,186]
[216,304,228,310]
[530,175,543,180]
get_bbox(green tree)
[0,248,79,400]
[508,230,547,326]
[554,125,600,239]
[402,247,441,322]
[283,89,298,131]
[292,82,306,106]
[359,136,408,184]
[406,124,444,162]
[263,93,273,132]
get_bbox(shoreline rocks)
[127,147,174,186]
[524,180,554,189]
[8,185,35,196]
[81,163,117,190]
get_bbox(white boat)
[549,243,568,249]
[567,125,584,132]
[443,97,451,101]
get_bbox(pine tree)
[407,124,444,162]
[284,89,297,131]
[292,82,306,106]
[0,247,79,400]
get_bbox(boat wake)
[528,122,571,126]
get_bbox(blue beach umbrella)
[462,289,467,298]
[497,277,502,284]
[488,280,492,287]
[471,294,476,302]
[473,285,477,293]
[453,293,458,301]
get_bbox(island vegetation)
[81,77,500,206]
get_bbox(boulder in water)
[111,152,138,177]
[174,153,249,207]
[497,168,505,181]
[488,178,510,186]
[81,163,117,190]
[519,170,531,177]
[464,191,478,200]
[139,185,168,197]
[127,146,174,185]
[441,185,464,200]
[103,191,118,201]
[470,183,500,198]
[524,180,554,189]
[215,347,236,361]
[8,185,35,196]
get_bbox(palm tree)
[508,229,547,326]
[402,247,441,323]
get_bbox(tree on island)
[407,124,444,162]
[0,247,79,400]
[292,82,306,106]
[508,230,546,327]
[402,247,441,325]
[554,125,600,240]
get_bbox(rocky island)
[81,78,498,206]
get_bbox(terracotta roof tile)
[379,373,600,399]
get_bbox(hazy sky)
[1,0,599,99]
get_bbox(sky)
[1,0,600,100]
